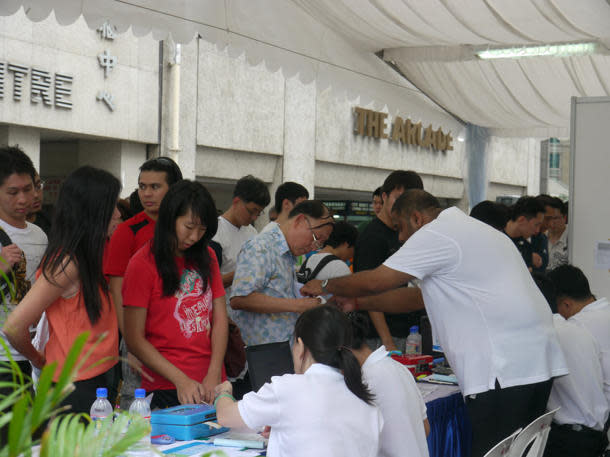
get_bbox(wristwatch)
[321,279,329,294]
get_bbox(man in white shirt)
[0,146,48,390]
[260,182,308,234]
[212,175,270,293]
[547,266,610,445]
[302,189,568,457]
[349,313,429,457]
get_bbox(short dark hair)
[536,194,562,212]
[381,170,423,197]
[558,198,568,217]
[347,312,370,350]
[391,189,441,219]
[0,145,36,187]
[470,201,510,231]
[547,265,594,301]
[372,187,382,198]
[139,156,183,186]
[129,189,144,214]
[274,182,309,214]
[233,175,271,207]
[324,221,358,248]
[288,200,332,221]
[510,196,545,221]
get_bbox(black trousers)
[465,379,554,457]
[543,422,609,457]
[58,363,120,415]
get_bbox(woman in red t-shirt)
[123,180,228,408]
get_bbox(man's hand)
[300,279,323,297]
[175,376,206,405]
[334,296,358,312]
[296,297,322,313]
[0,244,22,272]
[532,253,543,268]
[382,339,398,352]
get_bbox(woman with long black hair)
[3,166,122,412]
[214,305,383,457]
[122,180,228,408]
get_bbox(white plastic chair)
[509,408,559,457]
[483,428,522,457]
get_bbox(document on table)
[162,441,262,456]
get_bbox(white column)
[77,140,146,198]
[0,125,41,170]
[282,77,316,197]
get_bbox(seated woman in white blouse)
[214,305,383,457]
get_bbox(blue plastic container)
[150,404,229,440]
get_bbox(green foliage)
[0,332,150,457]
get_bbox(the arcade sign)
[353,107,454,152]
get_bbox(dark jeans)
[58,363,120,415]
[466,379,554,457]
[543,422,609,457]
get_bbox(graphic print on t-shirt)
[173,269,212,339]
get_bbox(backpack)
[0,228,30,305]
[296,254,341,284]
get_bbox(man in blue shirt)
[230,200,333,346]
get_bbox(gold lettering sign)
[353,107,454,152]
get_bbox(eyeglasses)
[242,201,264,218]
[305,217,333,250]
[34,180,45,191]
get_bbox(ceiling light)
[476,42,598,60]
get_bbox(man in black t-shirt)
[354,170,425,352]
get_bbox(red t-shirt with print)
[122,243,226,391]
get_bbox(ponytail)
[337,347,374,404]
[294,305,374,405]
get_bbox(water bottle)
[128,388,151,455]
[90,387,113,432]
[405,325,422,355]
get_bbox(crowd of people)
[0,144,608,457]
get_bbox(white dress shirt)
[238,363,383,457]
[548,315,609,430]
[569,297,610,407]
[383,207,568,396]
[362,346,429,457]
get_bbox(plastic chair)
[509,408,559,457]
[483,428,522,457]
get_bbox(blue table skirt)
[426,392,472,457]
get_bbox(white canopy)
[2,0,609,136]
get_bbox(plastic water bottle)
[90,387,113,433]
[128,388,151,455]
[405,325,422,355]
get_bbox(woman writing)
[3,166,122,412]
[214,305,383,457]
[122,180,228,408]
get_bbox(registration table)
[419,383,472,457]
[156,384,471,457]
